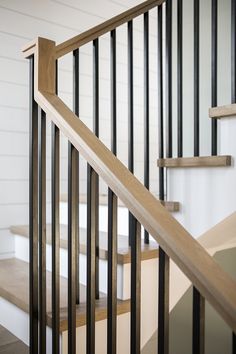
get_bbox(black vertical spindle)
[68,142,78,354]
[211,0,218,156]
[107,28,118,354]
[29,56,39,354]
[177,0,183,157]
[158,4,164,201]
[87,165,96,354]
[130,219,141,354]
[144,11,150,244]
[192,288,205,354]
[39,108,46,354]
[231,0,236,103]
[166,0,173,158]
[93,38,100,300]
[233,333,236,353]
[68,49,80,353]
[52,61,60,354]
[158,4,171,352]
[128,20,135,247]
[73,48,80,305]
[158,248,170,354]
[194,0,200,156]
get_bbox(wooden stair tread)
[209,103,236,118]
[60,193,180,212]
[157,155,231,168]
[10,225,159,264]
[0,258,130,332]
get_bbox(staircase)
[1,0,236,353]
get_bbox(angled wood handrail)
[37,90,236,333]
[22,0,165,59]
[23,37,236,334]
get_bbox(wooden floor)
[0,325,28,354]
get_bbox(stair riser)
[60,202,154,241]
[60,203,129,236]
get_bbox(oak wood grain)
[209,103,236,118]
[60,193,180,212]
[10,224,159,264]
[157,156,232,168]
[0,259,130,332]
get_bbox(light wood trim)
[23,37,236,333]
[22,38,37,58]
[55,0,164,58]
[209,104,236,118]
[157,155,232,168]
[10,224,159,264]
[60,193,180,212]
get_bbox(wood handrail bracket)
[22,1,236,334]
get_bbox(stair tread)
[60,193,180,212]
[209,103,236,118]
[0,258,130,332]
[10,225,159,264]
[157,155,231,168]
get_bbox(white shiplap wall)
[0,0,159,257]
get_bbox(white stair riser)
[0,297,54,353]
[60,202,155,242]
[60,203,129,236]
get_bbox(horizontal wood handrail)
[22,0,165,59]
[23,32,236,335]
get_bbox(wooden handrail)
[55,0,164,58]
[22,0,165,59]
[25,37,236,333]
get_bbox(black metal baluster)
[158,4,164,202]
[144,11,150,244]
[232,0,236,103]
[52,61,60,354]
[233,333,236,353]
[39,108,46,354]
[194,0,200,156]
[107,28,118,354]
[158,248,170,354]
[158,4,171,352]
[192,288,205,354]
[29,56,39,354]
[87,165,96,354]
[177,0,183,157]
[210,0,218,155]
[211,0,218,156]
[68,142,78,354]
[130,219,141,354]
[128,20,135,247]
[73,48,80,305]
[93,38,100,300]
[166,0,173,159]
